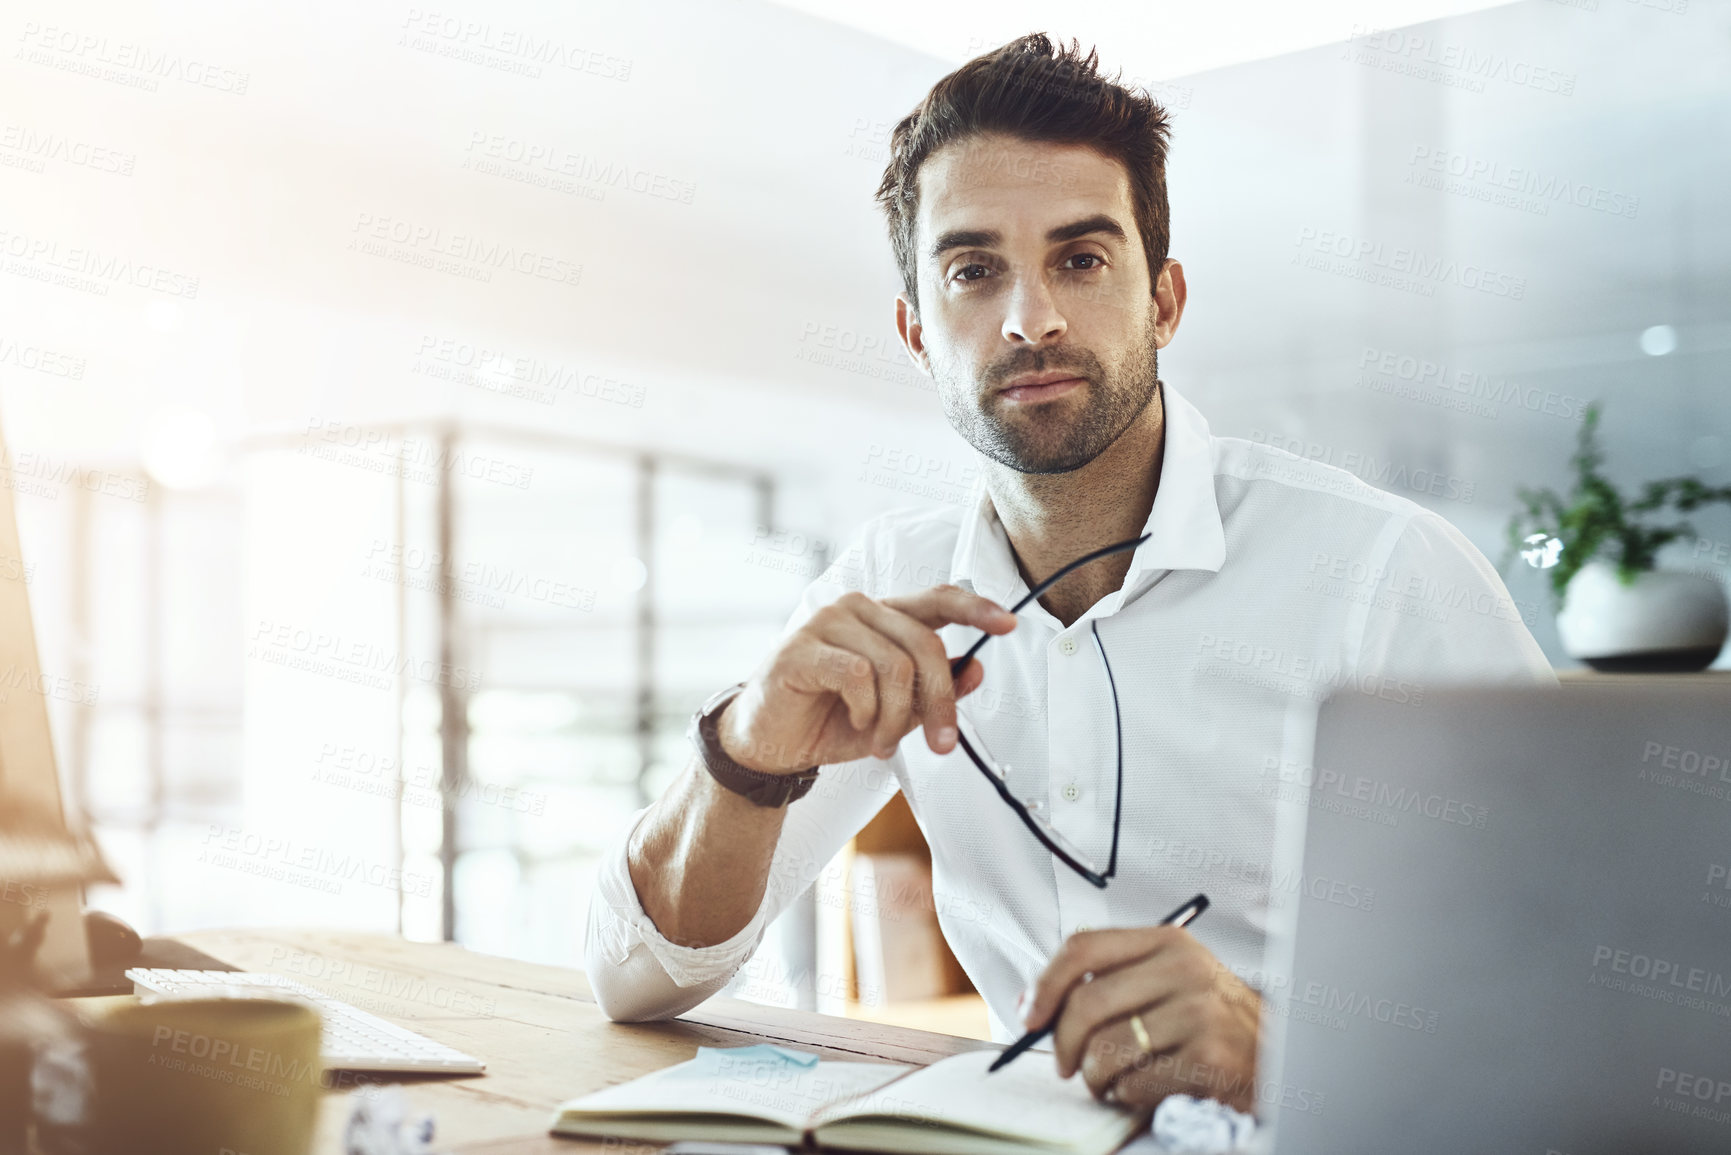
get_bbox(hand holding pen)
[991,891,1259,1113]
[990,894,1209,1073]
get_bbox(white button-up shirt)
[586,381,1554,1038]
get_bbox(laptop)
[0,414,114,989]
[1258,680,1731,1154]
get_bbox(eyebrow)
[928,214,1130,261]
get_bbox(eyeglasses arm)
[948,532,1151,677]
[953,729,1111,889]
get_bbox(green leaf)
[1500,399,1731,610]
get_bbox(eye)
[1063,252,1106,271]
[953,263,992,283]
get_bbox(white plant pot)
[1556,562,1729,672]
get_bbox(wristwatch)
[689,682,821,807]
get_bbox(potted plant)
[1504,402,1731,671]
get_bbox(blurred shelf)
[1556,668,1731,682]
[843,994,991,1041]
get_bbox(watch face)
[690,681,819,806]
[691,683,742,758]
[700,681,748,717]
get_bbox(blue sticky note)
[687,1044,820,1073]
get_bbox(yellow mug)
[83,997,323,1155]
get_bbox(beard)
[929,304,1161,475]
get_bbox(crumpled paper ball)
[344,1085,438,1155]
[1150,1093,1257,1153]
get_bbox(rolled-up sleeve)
[584,528,904,1022]
[585,758,900,1021]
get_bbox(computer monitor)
[1260,680,1731,1153]
[0,414,113,990]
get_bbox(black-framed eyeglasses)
[946,534,1149,889]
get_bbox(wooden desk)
[168,929,996,1155]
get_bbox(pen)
[987,893,1210,1074]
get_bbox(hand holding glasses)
[946,533,1150,889]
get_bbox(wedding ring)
[1129,1012,1153,1056]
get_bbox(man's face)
[896,133,1182,475]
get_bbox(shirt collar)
[949,379,1226,613]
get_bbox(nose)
[1001,270,1067,346]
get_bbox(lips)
[998,375,1086,404]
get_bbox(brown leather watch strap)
[690,683,821,808]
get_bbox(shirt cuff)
[589,805,774,989]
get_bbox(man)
[586,35,1551,1114]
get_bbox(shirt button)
[1062,783,1081,802]
[1076,923,1094,934]
[1058,637,1078,655]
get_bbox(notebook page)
[554,1054,908,1134]
[814,1049,1145,1150]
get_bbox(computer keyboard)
[125,968,487,1074]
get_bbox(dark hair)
[874,34,1173,315]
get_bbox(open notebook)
[549,1044,1151,1155]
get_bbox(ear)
[894,292,932,375]
[1152,259,1187,349]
